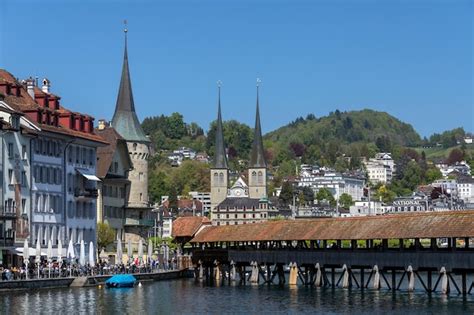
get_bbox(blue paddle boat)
[105,274,137,288]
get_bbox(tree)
[446,148,464,165]
[425,167,443,183]
[339,193,353,209]
[316,188,336,207]
[279,181,294,205]
[374,185,396,203]
[302,186,315,206]
[97,222,115,254]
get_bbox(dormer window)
[9,115,20,130]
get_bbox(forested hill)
[265,109,421,148]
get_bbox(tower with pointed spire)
[210,83,229,216]
[111,24,152,241]
[248,81,267,199]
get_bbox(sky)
[0,0,472,137]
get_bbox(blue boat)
[105,274,137,288]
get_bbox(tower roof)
[111,27,150,143]
[250,83,266,168]
[213,85,228,169]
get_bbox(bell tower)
[248,80,267,199]
[210,83,229,218]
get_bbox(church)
[210,85,270,226]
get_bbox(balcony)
[124,218,155,227]
[74,187,98,199]
[0,211,17,218]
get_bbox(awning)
[76,168,101,181]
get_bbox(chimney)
[42,78,51,94]
[27,78,35,99]
[98,119,107,130]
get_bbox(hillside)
[265,109,421,148]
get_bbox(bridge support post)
[391,270,396,292]
[331,267,336,289]
[427,270,432,292]
[277,264,285,285]
[462,272,467,296]
[360,268,365,290]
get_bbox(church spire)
[250,79,266,168]
[213,81,228,169]
[111,22,150,143]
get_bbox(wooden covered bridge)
[174,211,474,295]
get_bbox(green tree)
[339,193,353,209]
[316,188,336,207]
[165,112,187,139]
[97,222,115,254]
[425,167,443,183]
[374,185,396,203]
[302,186,315,205]
[168,187,178,214]
[279,181,294,205]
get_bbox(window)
[219,172,224,185]
[133,143,137,151]
[8,169,13,185]
[258,171,263,185]
[82,148,86,164]
[213,172,218,185]
[251,171,257,184]
[114,162,118,173]
[75,147,80,163]
[139,172,144,181]
[89,149,94,166]
[22,145,27,160]
[21,171,27,187]
[68,147,73,163]
[8,143,13,159]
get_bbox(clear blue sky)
[1,0,472,137]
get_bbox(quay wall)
[0,270,190,291]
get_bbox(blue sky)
[1,0,472,137]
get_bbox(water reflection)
[0,279,472,314]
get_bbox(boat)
[105,274,137,288]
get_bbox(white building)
[188,191,211,215]
[364,153,395,185]
[298,171,365,201]
[349,201,389,216]
[457,176,474,204]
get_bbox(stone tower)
[248,84,267,199]
[111,27,151,240]
[210,85,229,216]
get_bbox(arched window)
[251,171,257,184]
[213,172,218,185]
[219,172,224,185]
[133,143,138,151]
[258,171,263,185]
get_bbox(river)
[0,279,473,314]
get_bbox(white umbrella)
[89,241,95,268]
[35,239,41,279]
[47,239,52,278]
[116,238,123,265]
[79,240,85,266]
[23,239,29,280]
[138,239,143,264]
[67,239,75,260]
[127,239,132,262]
[147,239,153,264]
[57,239,63,264]
[35,239,41,264]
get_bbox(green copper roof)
[250,86,266,168]
[111,32,150,143]
[213,86,228,169]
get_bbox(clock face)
[235,190,241,196]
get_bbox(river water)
[0,279,473,314]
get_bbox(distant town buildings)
[364,153,395,184]
[297,165,365,201]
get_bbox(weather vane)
[256,78,261,87]
[124,19,128,33]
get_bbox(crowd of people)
[0,256,178,281]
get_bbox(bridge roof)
[172,216,211,239]
[190,211,474,243]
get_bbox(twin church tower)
[210,84,269,225]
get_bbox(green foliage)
[373,185,396,203]
[148,160,210,204]
[149,237,178,251]
[206,119,253,166]
[279,181,294,205]
[428,127,465,148]
[316,188,336,207]
[338,193,353,209]
[97,223,116,252]
[425,167,443,183]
